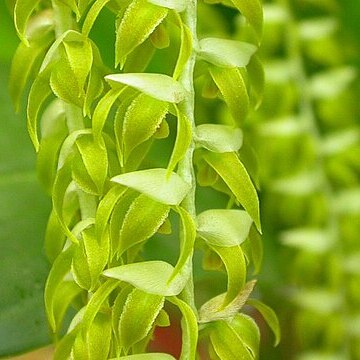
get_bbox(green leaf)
[210,245,247,307]
[123,93,169,161]
[119,194,170,254]
[110,354,176,360]
[105,73,186,103]
[198,38,257,68]
[14,0,41,45]
[173,18,192,80]
[199,280,256,323]
[230,0,263,42]
[168,297,198,360]
[167,106,192,176]
[246,298,281,346]
[230,313,260,359]
[148,0,188,11]
[203,151,261,231]
[210,321,253,360]
[115,0,168,66]
[44,246,74,331]
[82,0,111,37]
[119,289,164,349]
[170,206,196,280]
[103,260,190,296]
[92,88,124,142]
[76,134,108,194]
[63,34,93,92]
[111,168,191,205]
[195,124,243,153]
[27,69,53,151]
[209,66,249,125]
[197,209,252,247]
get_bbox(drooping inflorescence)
[10,0,279,358]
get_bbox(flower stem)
[177,0,198,315]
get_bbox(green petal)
[209,66,249,126]
[195,124,243,153]
[230,0,263,42]
[122,93,169,161]
[111,168,191,205]
[106,73,186,103]
[197,209,253,247]
[119,289,164,349]
[103,260,190,296]
[203,151,261,231]
[198,38,257,68]
[119,194,170,254]
[14,0,41,45]
[115,0,168,66]
[210,321,253,360]
[246,298,281,346]
[167,106,192,176]
[210,245,247,307]
[168,297,198,360]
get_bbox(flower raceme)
[10,0,280,358]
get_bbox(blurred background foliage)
[0,0,359,358]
